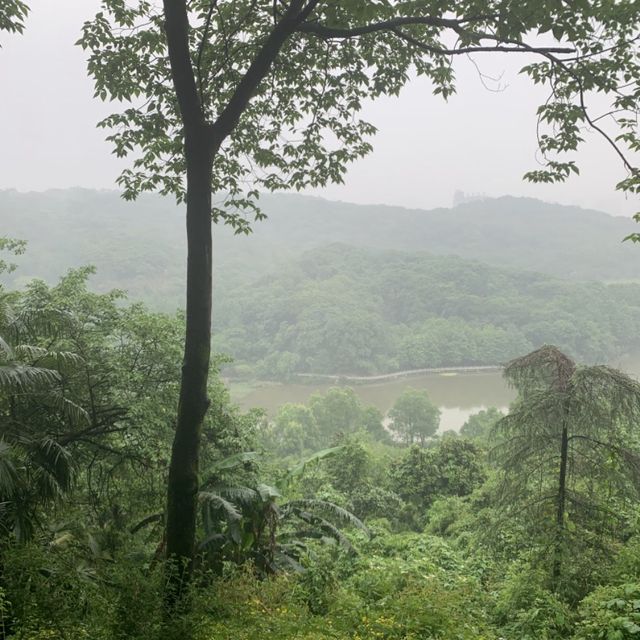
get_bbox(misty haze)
[2,2,640,639]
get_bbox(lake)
[229,353,640,432]
[229,370,513,432]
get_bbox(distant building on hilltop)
[452,190,487,207]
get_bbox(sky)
[0,1,638,216]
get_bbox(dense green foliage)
[3,262,640,639]
[459,407,504,444]
[73,0,640,602]
[5,0,640,632]
[215,244,640,377]
[388,389,440,445]
[262,387,389,456]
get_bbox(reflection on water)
[437,406,499,433]
[229,353,640,433]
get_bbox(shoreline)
[295,364,503,383]
[225,364,503,387]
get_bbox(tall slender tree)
[493,346,640,590]
[78,1,640,600]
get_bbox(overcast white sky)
[0,1,638,216]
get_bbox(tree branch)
[196,0,217,103]
[298,15,472,38]
[391,27,573,56]
[542,50,636,173]
[209,0,308,146]
[163,0,204,130]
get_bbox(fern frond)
[0,335,13,359]
[14,345,84,371]
[0,364,60,391]
[210,451,259,472]
[199,491,242,521]
[217,485,258,504]
[283,499,369,536]
[130,512,164,534]
[29,437,73,497]
[280,446,344,490]
[285,509,356,553]
[257,483,281,501]
[47,393,89,425]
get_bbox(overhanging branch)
[298,15,465,38]
[537,49,637,174]
[391,27,574,56]
[298,14,573,57]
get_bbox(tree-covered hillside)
[2,189,640,312]
[240,193,640,282]
[6,190,640,378]
[214,244,640,378]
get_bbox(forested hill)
[241,193,640,282]
[5,189,640,378]
[214,244,640,378]
[1,189,639,310]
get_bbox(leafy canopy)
[78,1,640,229]
[389,388,440,445]
[0,0,29,39]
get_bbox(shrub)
[574,583,640,640]
[493,566,573,640]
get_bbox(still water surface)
[231,370,512,432]
[230,354,640,432]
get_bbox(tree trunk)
[160,0,307,610]
[164,131,214,606]
[552,417,569,587]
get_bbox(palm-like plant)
[134,448,369,575]
[198,448,369,574]
[0,294,86,542]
